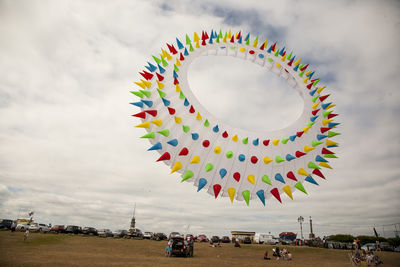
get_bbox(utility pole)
[297,216,304,239]
[309,216,315,239]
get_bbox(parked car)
[113,230,128,238]
[0,219,13,229]
[243,237,252,244]
[221,236,231,243]
[98,229,113,237]
[143,231,153,239]
[166,237,193,257]
[50,225,66,233]
[16,223,30,231]
[65,225,82,234]
[254,233,279,244]
[211,236,220,243]
[197,234,208,242]
[128,228,143,238]
[153,232,167,241]
[169,232,181,239]
[82,227,98,236]
[29,223,50,233]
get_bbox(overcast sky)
[0,0,399,238]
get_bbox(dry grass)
[0,231,399,266]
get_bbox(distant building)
[231,231,256,242]
[279,232,297,242]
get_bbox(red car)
[50,225,66,233]
[197,234,208,242]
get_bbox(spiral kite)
[130,30,340,206]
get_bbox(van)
[254,233,279,244]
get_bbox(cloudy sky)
[0,0,399,238]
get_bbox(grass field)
[0,231,399,266]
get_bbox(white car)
[361,243,377,251]
[143,232,153,239]
[28,223,50,233]
[16,223,30,231]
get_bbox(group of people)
[264,246,292,261]
[350,250,383,266]
[209,239,222,247]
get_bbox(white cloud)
[0,0,399,238]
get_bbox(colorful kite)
[131,30,340,206]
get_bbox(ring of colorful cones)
[131,30,340,206]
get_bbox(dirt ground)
[0,231,399,266]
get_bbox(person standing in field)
[24,229,29,241]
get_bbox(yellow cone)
[195,41,200,48]
[156,80,164,89]
[247,175,255,185]
[196,113,202,121]
[263,156,273,164]
[214,146,221,154]
[232,135,238,142]
[228,29,232,39]
[135,121,150,128]
[174,116,182,124]
[142,79,151,88]
[171,161,182,174]
[294,58,302,66]
[175,84,181,92]
[303,77,309,83]
[322,119,333,126]
[326,104,336,110]
[326,140,338,147]
[190,156,200,164]
[134,81,146,89]
[304,146,315,153]
[228,188,236,203]
[272,139,280,146]
[282,185,293,200]
[298,168,309,176]
[312,103,319,109]
[303,126,311,133]
[151,119,162,127]
[193,32,200,42]
[319,162,332,169]
[316,86,326,94]
[176,58,181,67]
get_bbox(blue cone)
[286,154,296,161]
[191,133,199,140]
[130,102,143,108]
[252,138,259,146]
[183,98,190,106]
[219,168,227,179]
[145,62,157,72]
[275,173,285,184]
[173,70,178,78]
[148,142,162,151]
[141,100,153,107]
[310,115,319,122]
[184,48,189,56]
[289,135,297,141]
[213,125,219,133]
[279,47,285,56]
[167,139,178,147]
[176,38,184,49]
[315,155,328,163]
[256,190,266,206]
[305,175,319,185]
[161,98,170,107]
[306,71,315,78]
[328,122,340,128]
[197,178,207,192]
[317,134,328,140]
[309,89,317,96]
[321,102,332,110]
[157,64,165,74]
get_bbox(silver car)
[28,223,50,233]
